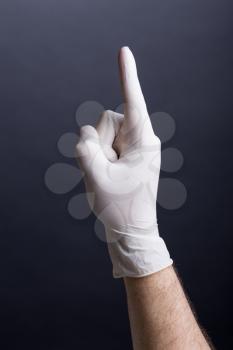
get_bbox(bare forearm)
[77,47,214,349]
[124,266,212,350]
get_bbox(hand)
[76,47,172,278]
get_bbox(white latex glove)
[76,47,172,278]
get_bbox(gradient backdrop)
[0,0,232,349]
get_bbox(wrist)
[105,224,173,278]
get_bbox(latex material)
[76,47,172,278]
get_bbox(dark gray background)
[0,0,232,349]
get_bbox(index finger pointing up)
[118,47,148,120]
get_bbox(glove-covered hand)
[76,47,172,278]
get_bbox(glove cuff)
[105,225,173,278]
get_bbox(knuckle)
[105,109,113,115]
[79,125,96,140]
[75,141,89,159]
[80,124,91,134]
[101,110,113,120]
[154,135,161,146]
[100,110,123,132]
[75,142,83,155]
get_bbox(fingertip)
[80,125,98,140]
[118,46,137,100]
[119,46,134,63]
[120,46,130,53]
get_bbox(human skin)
[124,266,213,350]
[76,47,214,349]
